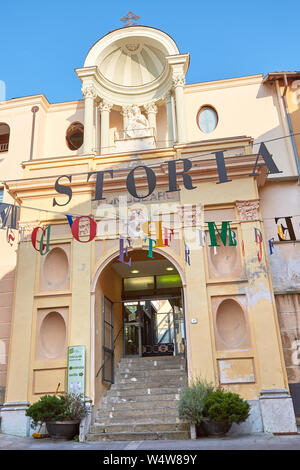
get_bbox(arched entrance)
[92,248,187,405]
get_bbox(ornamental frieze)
[236,200,260,221]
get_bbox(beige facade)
[0,25,299,437]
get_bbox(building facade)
[0,25,299,438]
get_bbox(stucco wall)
[184,76,297,178]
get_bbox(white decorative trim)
[98,101,113,113]
[172,73,186,88]
[120,105,133,117]
[144,102,158,115]
[81,86,97,99]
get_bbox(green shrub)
[25,395,66,427]
[203,390,250,425]
[26,393,86,428]
[178,377,215,425]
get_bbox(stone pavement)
[0,432,300,450]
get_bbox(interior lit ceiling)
[111,258,178,278]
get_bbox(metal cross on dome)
[120,11,140,26]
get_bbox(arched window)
[66,122,84,150]
[197,106,218,134]
[0,123,10,152]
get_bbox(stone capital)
[98,101,113,113]
[172,73,186,88]
[120,105,133,117]
[81,85,97,99]
[144,102,158,115]
[236,200,260,221]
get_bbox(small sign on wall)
[67,345,85,395]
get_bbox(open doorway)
[123,296,185,357]
[96,249,186,385]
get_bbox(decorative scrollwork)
[236,200,260,221]
[172,74,186,88]
[98,101,113,113]
[144,102,158,115]
[81,86,97,99]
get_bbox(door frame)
[102,295,114,383]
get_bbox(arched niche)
[207,233,242,279]
[215,298,250,350]
[41,245,70,291]
[39,311,67,360]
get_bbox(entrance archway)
[91,248,187,407]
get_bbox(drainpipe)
[279,74,300,182]
[29,106,39,161]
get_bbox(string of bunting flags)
[0,201,299,267]
[1,138,299,266]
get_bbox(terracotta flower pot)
[202,420,231,436]
[46,420,80,440]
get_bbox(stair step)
[104,392,180,403]
[110,381,186,391]
[105,386,181,400]
[96,413,179,425]
[118,362,185,370]
[86,430,190,442]
[100,398,179,410]
[117,376,186,386]
[118,364,185,372]
[119,356,185,364]
[90,421,189,434]
[91,356,188,442]
[97,405,178,419]
[116,369,186,378]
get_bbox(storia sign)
[52,144,281,207]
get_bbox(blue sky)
[1,0,299,103]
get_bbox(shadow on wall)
[0,267,16,406]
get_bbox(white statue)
[125,105,150,139]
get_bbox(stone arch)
[89,245,190,404]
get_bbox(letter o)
[126,165,156,199]
[71,216,97,243]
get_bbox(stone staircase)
[87,355,190,441]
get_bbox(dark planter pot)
[195,422,208,438]
[202,420,231,436]
[46,420,80,440]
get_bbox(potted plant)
[26,393,87,440]
[178,378,214,437]
[202,389,250,436]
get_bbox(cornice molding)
[5,152,267,202]
[184,74,263,94]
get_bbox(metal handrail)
[96,325,123,378]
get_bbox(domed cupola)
[76,25,189,154]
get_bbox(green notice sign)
[67,345,85,395]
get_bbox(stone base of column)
[259,389,297,433]
[0,401,31,437]
[228,400,263,435]
[79,398,93,442]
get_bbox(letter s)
[53,175,72,207]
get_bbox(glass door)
[123,302,143,356]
